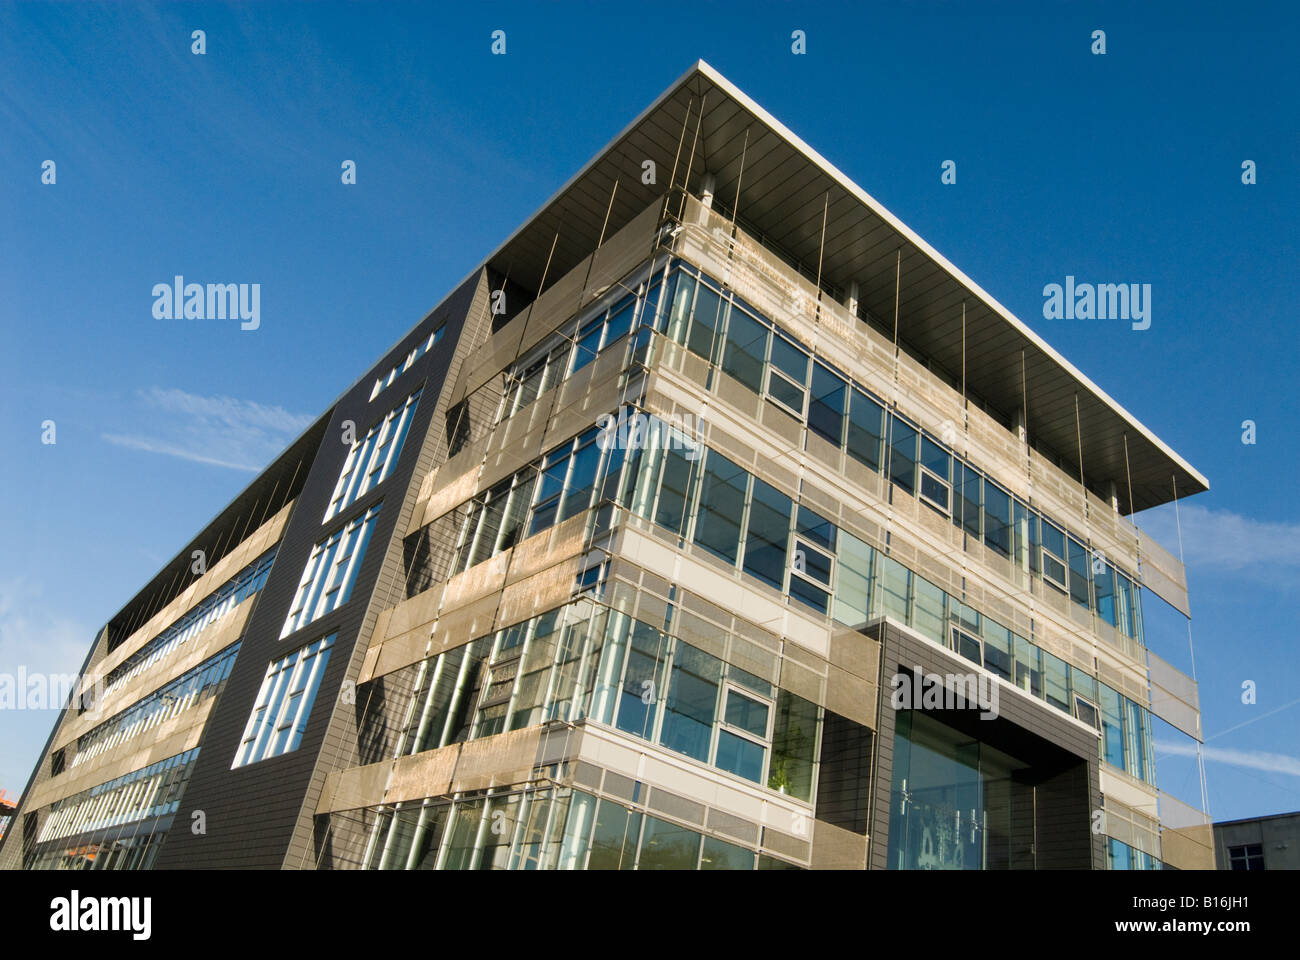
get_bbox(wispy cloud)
[102,387,313,473]
[1141,503,1300,584]
[1156,740,1300,777]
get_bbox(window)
[958,464,981,538]
[687,282,725,362]
[1039,519,1068,592]
[954,627,982,665]
[1228,843,1265,870]
[1043,651,1070,713]
[790,506,836,615]
[918,434,951,515]
[638,815,702,870]
[769,690,819,801]
[662,270,696,342]
[808,363,847,446]
[660,645,722,763]
[692,450,748,564]
[889,417,918,494]
[1014,635,1042,698]
[570,312,606,374]
[846,388,885,471]
[283,503,382,637]
[766,334,809,415]
[1100,685,1125,768]
[715,686,771,783]
[325,390,421,521]
[1067,535,1091,609]
[982,622,1012,680]
[742,477,792,589]
[233,634,335,767]
[720,305,768,393]
[370,326,443,400]
[1095,562,1118,627]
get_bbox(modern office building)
[1214,811,1300,870]
[0,61,1214,871]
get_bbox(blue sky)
[1,1,1296,823]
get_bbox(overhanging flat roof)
[479,60,1207,514]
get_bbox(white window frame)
[324,391,420,521]
[711,683,774,784]
[232,634,336,767]
[1041,545,1069,593]
[790,536,835,592]
[918,466,953,517]
[283,504,382,637]
[1074,694,1101,730]
[764,365,808,419]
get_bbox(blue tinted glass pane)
[688,284,723,361]
[637,816,701,870]
[808,363,846,446]
[797,506,836,550]
[919,470,950,511]
[889,419,917,494]
[743,478,791,588]
[616,623,666,740]
[768,371,805,412]
[693,451,748,564]
[715,730,765,783]
[721,307,768,393]
[725,690,769,737]
[789,576,829,615]
[798,544,833,585]
[604,296,635,346]
[847,390,884,471]
[983,482,1011,557]
[653,449,695,537]
[660,645,721,762]
[770,335,809,383]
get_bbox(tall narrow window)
[692,450,748,564]
[808,363,847,447]
[283,504,382,637]
[888,417,918,495]
[325,390,421,521]
[233,634,336,767]
[1039,519,1068,592]
[766,335,809,416]
[720,306,768,393]
[687,283,725,363]
[918,434,952,515]
[1067,535,1091,608]
[846,388,884,471]
[742,477,792,589]
[983,482,1012,557]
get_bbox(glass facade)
[378,600,821,799]
[470,258,1145,648]
[71,643,240,771]
[428,402,1159,786]
[359,784,798,871]
[886,712,1032,870]
[104,550,274,696]
[33,750,199,849]
[1107,837,1163,870]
